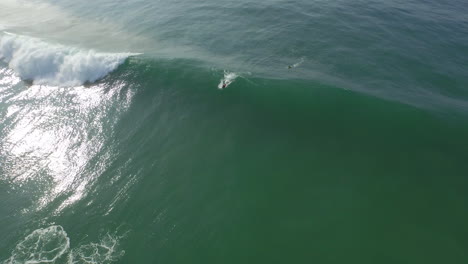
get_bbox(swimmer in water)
[222,81,227,89]
[288,65,293,69]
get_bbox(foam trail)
[218,71,238,89]
[68,233,125,264]
[0,33,136,86]
[288,57,305,69]
[1,225,70,264]
[1,225,125,264]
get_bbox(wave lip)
[0,33,135,86]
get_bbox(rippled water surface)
[1,0,468,263]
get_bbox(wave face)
[0,33,132,86]
[1,0,468,264]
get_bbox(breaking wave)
[0,32,136,86]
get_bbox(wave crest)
[0,33,135,86]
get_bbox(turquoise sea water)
[1,0,468,263]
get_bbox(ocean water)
[1,0,468,263]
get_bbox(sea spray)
[218,71,238,89]
[0,33,136,86]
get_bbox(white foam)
[68,233,125,264]
[2,225,125,264]
[218,71,238,89]
[2,225,70,264]
[0,33,134,86]
[289,57,305,69]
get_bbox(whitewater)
[1,0,468,264]
[0,33,135,86]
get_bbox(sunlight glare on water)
[1,78,134,215]
[1,0,468,263]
